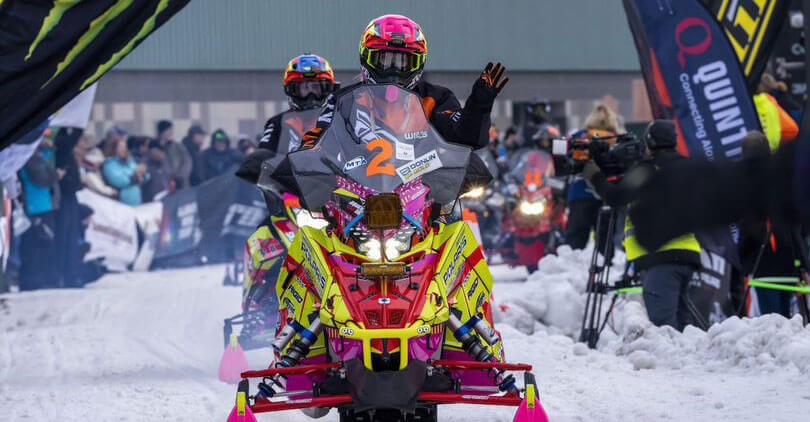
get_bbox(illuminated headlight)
[359,238,409,261]
[519,199,546,216]
[296,209,328,229]
[461,186,485,199]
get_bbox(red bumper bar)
[431,359,532,371]
[240,362,341,378]
[251,391,523,413]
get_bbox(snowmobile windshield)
[509,149,554,188]
[477,149,500,181]
[286,84,473,209]
[277,108,320,153]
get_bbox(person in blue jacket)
[102,138,146,206]
[18,139,60,290]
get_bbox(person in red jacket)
[300,14,508,150]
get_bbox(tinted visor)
[286,80,334,99]
[368,50,422,73]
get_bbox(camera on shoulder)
[552,132,646,177]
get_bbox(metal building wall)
[118,0,639,72]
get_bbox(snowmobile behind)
[459,150,504,252]
[225,84,548,422]
[494,149,565,273]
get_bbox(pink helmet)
[359,14,427,87]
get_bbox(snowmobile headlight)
[359,239,382,261]
[519,199,546,216]
[358,238,409,261]
[295,209,328,229]
[460,186,485,200]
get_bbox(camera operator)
[582,120,702,331]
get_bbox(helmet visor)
[287,80,334,99]
[367,50,422,74]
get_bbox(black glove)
[470,62,508,108]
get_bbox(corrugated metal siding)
[117,0,638,72]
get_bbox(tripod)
[578,206,640,349]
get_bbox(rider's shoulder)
[414,79,453,99]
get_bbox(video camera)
[552,132,646,177]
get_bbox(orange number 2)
[366,139,395,176]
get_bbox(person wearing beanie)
[583,120,703,331]
[201,129,240,181]
[182,124,207,186]
[154,119,191,188]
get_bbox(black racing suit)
[257,107,321,154]
[301,80,492,150]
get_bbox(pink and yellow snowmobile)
[226,84,549,422]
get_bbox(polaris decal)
[300,238,326,292]
[343,156,367,172]
[443,235,467,287]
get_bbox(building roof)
[118,0,639,72]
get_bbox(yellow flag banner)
[701,0,791,89]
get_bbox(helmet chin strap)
[287,95,325,111]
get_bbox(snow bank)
[493,245,810,374]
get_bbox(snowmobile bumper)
[228,360,548,420]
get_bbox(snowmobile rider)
[236,53,337,185]
[258,54,338,154]
[300,14,508,150]
[520,101,560,153]
[582,120,703,331]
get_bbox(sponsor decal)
[467,276,480,300]
[290,286,304,303]
[378,297,391,305]
[283,297,296,315]
[443,235,468,287]
[403,130,428,141]
[395,141,415,160]
[343,156,367,172]
[300,239,327,292]
[396,149,443,182]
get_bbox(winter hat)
[643,120,677,150]
[188,124,206,136]
[212,129,230,147]
[156,120,173,136]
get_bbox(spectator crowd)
[7,121,255,292]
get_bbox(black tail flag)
[701,0,791,91]
[0,0,190,150]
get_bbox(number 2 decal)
[366,139,395,176]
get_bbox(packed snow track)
[2,251,810,421]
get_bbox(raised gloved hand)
[470,62,509,107]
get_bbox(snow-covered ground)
[2,249,810,421]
